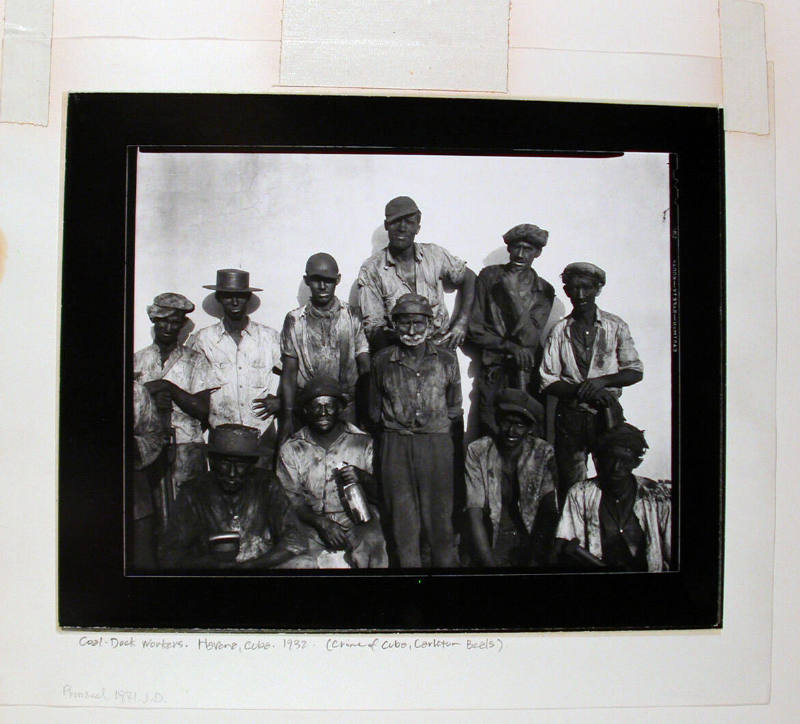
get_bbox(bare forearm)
[467,508,494,566]
[452,268,476,327]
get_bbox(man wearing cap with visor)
[555,423,671,572]
[277,375,387,568]
[275,253,370,444]
[188,269,282,464]
[357,196,477,351]
[465,389,559,567]
[540,262,644,503]
[369,293,463,567]
[158,424,312,569]
[134,293,216,519]
[469,223,555,434]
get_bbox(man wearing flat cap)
[274,253,370,444]
[188,269,282,465]
[134,292,216,523]
[465,389,559,567]
[555,423,671,572]
[158,424,312,570]
[277,375,388,568]
[357,196,477,351]
[368,293,463,567]
[468,224,555,434]
[540,262,644,504]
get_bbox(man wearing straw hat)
[189,269,282,465]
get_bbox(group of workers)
[132,195,672,572]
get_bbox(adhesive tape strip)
[0,0,54,126]
[720,0,769,135]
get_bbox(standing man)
[277,375,388,568]
[357,195,476,351]
[469,223,555,434]
[540,263,644,503]
[275,253,370,443]
[369,293,462,567]
[134,293,215,519]
[555,423,671,572]
[465,389,559,567]
[158,424,312,570]
[189,269,282,464]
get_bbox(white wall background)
[134,151,672,479]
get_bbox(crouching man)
[277,375,388,568]
[158,424,313,570]
[465,389,559,567]
[554,423,671,572]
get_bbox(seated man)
[465,389,559,567]
[276,253,370,443]
[554,423,671,572]
[277,376,388,568]
[158,424,313,570]
[539,262,644,503]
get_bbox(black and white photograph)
[58,94,723,631]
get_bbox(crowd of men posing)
[132,195,672,572]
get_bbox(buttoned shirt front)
[469,265,555,365]
[465,434,558,543]
[188,320,281,434]
[280,298,369,393]
[133,343,212,444]
[277,423,373,516]
[369,342,462,434]
[539,308,644,397]
[357,242,467,342]
[555,476,672,572]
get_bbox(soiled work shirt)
[369,342,462,434]
[280,298,369,393]
[277,422,373,516]
[357,242,467,343]
[539,307,644,398]
[188,319,281,434]
[465,433,558,543]
[133,343,212,444]
[598,484,647,571]
[469,265,555,365]
[132,381,163,469]
[556,476,672,572]
[158,468,306,567]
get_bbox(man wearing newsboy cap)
[188,269,282,465]
[357,196,477,351]
[468,224,555,435]
[158,424,313,570]
[134,292,216,527]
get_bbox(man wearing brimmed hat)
[357,195,476,351]
[134,292,216,523]
[188,269,282,463]
[277,375,388,568]
[274,253,370,444]
[465,389,559,567]
[469,224,555,434]
[540,262,644,503]
[555,423,671,572]
[158,424,312,570]
[368,293,463,567]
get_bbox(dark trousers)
[554,398,624,504]
[379,431,459,568]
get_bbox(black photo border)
[59,93,724,631]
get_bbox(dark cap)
[147,292,195,319]
[494,389,544,425]
[503,224,549,248]
[203,268,262,292]
[561,262,606,286]
[299,375,349,406]
[391,293,434,318]
[384,196,421,223]
[594,423,648,457]
[305,253,340,280]
[207,424,261,458]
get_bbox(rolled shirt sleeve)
[539,326,564,392]
[357,264,386,340]
[616,320,644,373]
[437,245,467,288]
